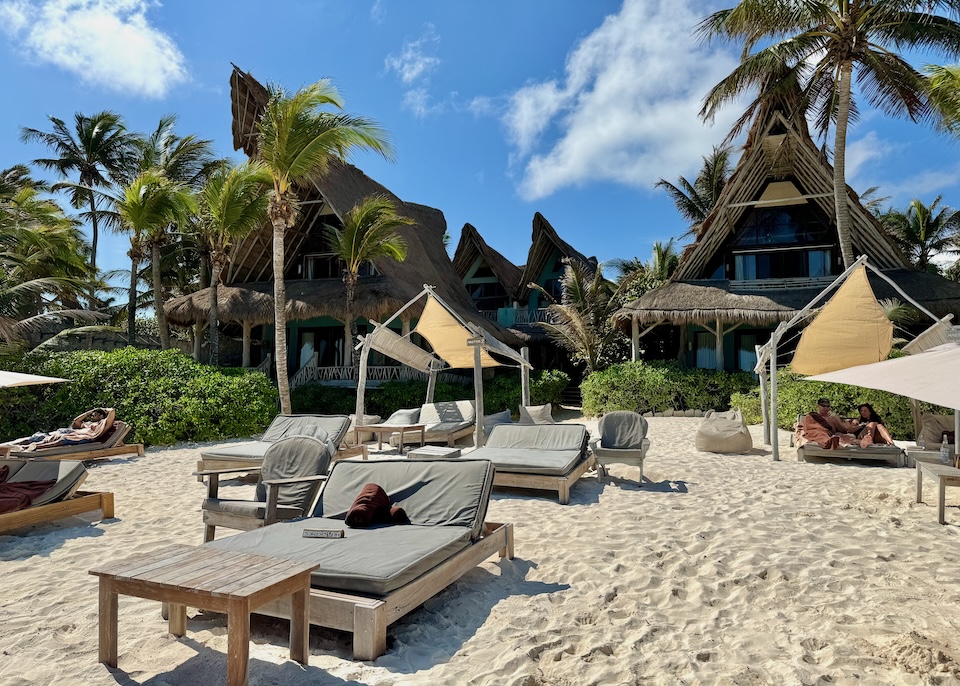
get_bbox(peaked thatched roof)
[218,65,519,346]
[517,212,597,302]
[452,223,523,297]
[615,270,960,326]
[673,106,909,281]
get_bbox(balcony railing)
[479,307,555,327]
[289,354,469,390]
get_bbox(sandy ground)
[2,416,960,686]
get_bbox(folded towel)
[345,483,409,528]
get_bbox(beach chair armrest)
[261,475,328,487]
[193,466,263,478]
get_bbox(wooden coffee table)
[354,423,425,451]
[90,544,318,686]
[916,461,960,524]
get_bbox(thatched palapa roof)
[616,270,960,326]
[218,65,520,346]
[165,286,274,326]
[452,223,523,297]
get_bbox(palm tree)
[20,111,135,271]
[655,145,733,239]
[878,196,960,273]
[698,1,960,269]
[197,161,271,365]
[324,194,411,366]
[648,239,680,281]
[256,79,393,413]
[926,64,960,134]
[532,259,641,374]
[104,171,196,348]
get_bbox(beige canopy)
[791,264,893,375]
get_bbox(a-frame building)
[617,96,960,372]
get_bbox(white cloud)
[370,0,386,23]
[402,88,433,118]
[0,0,187,99]
[845,131,900,186]
[385,24,440,86]
[489,0,743,201]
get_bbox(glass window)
[732,204,833,248]
[733,248,835,280]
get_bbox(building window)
[733,248,833,280]
[468,282,509,311]
[303,254,376,280]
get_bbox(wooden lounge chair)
[1,420,143,461]
[470,423,595,504]
[794,416,904,466]
[205,457,513,660]
[197,435,333,542]
[385,400,477,448]
[0,459,114,534]
[197,414,364,477]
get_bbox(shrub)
[728,367,950,440]
[532,369,570,406]
[1,348,278,446]
[580,361,756,417]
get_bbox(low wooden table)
[90,544,318,686]
[407,445,461,459]
[905,447,955,468]
[354,423,425,451]
[916,461,960,524]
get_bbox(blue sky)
[1,0,959,284]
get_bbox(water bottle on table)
[940,434,951,465]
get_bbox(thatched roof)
[673,105,909,281]
[452,223,524,297]
[218,65,520,347]
[517,213,597,302]
[164,286,275,326]
[616,270,960,326]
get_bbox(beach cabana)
[354,285,533,448]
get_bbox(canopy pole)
[354,336,371,422]
[379,286,432,331]
[716,320,724,371]
[470,337,485,448]
[770,323,786,462]
[631,317,640,362]
[757,344,770,446]
[521,347,531,406]
[425,367,438,404]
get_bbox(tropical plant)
[324,194,410,366]
[532,259,641,374]
[197,161,271,365]
[20,111,136,271]
[101,171,196,348]
[878,196,960,273]
[256,79,393,413]
[926,63,960,134]
[698,1,960,270]
[655,145,733,239]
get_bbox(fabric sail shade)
[365,324,441,374]
[413,297,501,369]
[791,264,893,375]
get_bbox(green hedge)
[730,368,949,440]
[291,369,570,419]
[581,361,757,417]
[0,348,278,446]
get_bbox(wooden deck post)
[631,316,639,362]
[520,347,531,406]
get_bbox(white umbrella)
[0,370,70,388]
[806,342,960,454]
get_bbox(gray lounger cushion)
[205,457,495,596]
[207,517,471,595]
[4,459,87,507]
[472,424,588,476]
[262,414,349,447]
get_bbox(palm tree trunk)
[88,191,99,272]
[152,243,171,350]
[127,255,138,346]
[209,260,221,366]
[834,61,855,269]
[272,218,291,413]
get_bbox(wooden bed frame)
[245,521,514,660]
[492,455,597,505]
[392,424,475,448]
[0,491,115,534]
[796,444,905,467]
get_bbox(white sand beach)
[3,416,960,686]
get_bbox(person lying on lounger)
[3,408,116,452]
[797,398,862,450]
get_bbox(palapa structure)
[616,94,960,372]
[168,66,518,377]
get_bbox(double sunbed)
[205,457,513,660]
[1,420,143,461]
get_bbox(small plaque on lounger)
[302,529,344,539]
